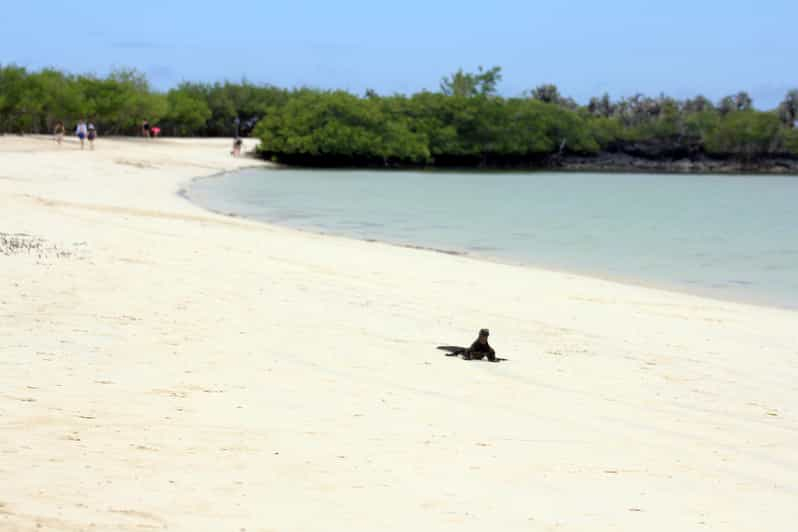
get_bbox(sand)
[1,135,796,531]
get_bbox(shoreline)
[182,170,797,313]
[3,136,797,531]
[257,150,798,176]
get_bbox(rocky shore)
[262,150,798,174]
[556,152,798,174]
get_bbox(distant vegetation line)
[2,64,797,166]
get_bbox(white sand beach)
[1,135,796,531]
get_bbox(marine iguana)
[437,328,506,362]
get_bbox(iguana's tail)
[437,345,467,356]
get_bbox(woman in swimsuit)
[53,121,65,145]
[87,123,97,150]
[231,137,243,157]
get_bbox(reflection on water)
[188,168,798,309]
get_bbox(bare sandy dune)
[1,135,796,531]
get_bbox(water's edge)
[178,171,796,313]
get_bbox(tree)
[682,95,714,113]
[783,128,798,154]
[734,91,753,111]
[529,83,579,109]
[0,64,31,132]
[612,94,667,128]
[683,110,720,143]
[529,84,560,104]
[75,69,165,134]
[718,96,735,115]
[720,92,753,115]
[588,93,614,117]
[439,66,502,97]
[777,89,798,127]
[3,64,797,165]
[165,84,212,135]
[528,84,577,109]
[705,111,782,160]
[253,90,429,164]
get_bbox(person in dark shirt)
[231,137,243,157]
[464,328,496,361]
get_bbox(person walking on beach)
[142,119,151,138]
[53,121,65,145]
[87,122,97,150]
[75,119,88,150]
[231,137,243,157]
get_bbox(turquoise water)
[187,168,798,309]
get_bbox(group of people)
[52,120,97,150]
[52,118,165,149]
[141,119,161,138]
[52,119,246,157]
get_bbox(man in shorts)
[75,120,88,150]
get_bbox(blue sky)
[2,0,796,108]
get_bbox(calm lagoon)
[187,168,798,309]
